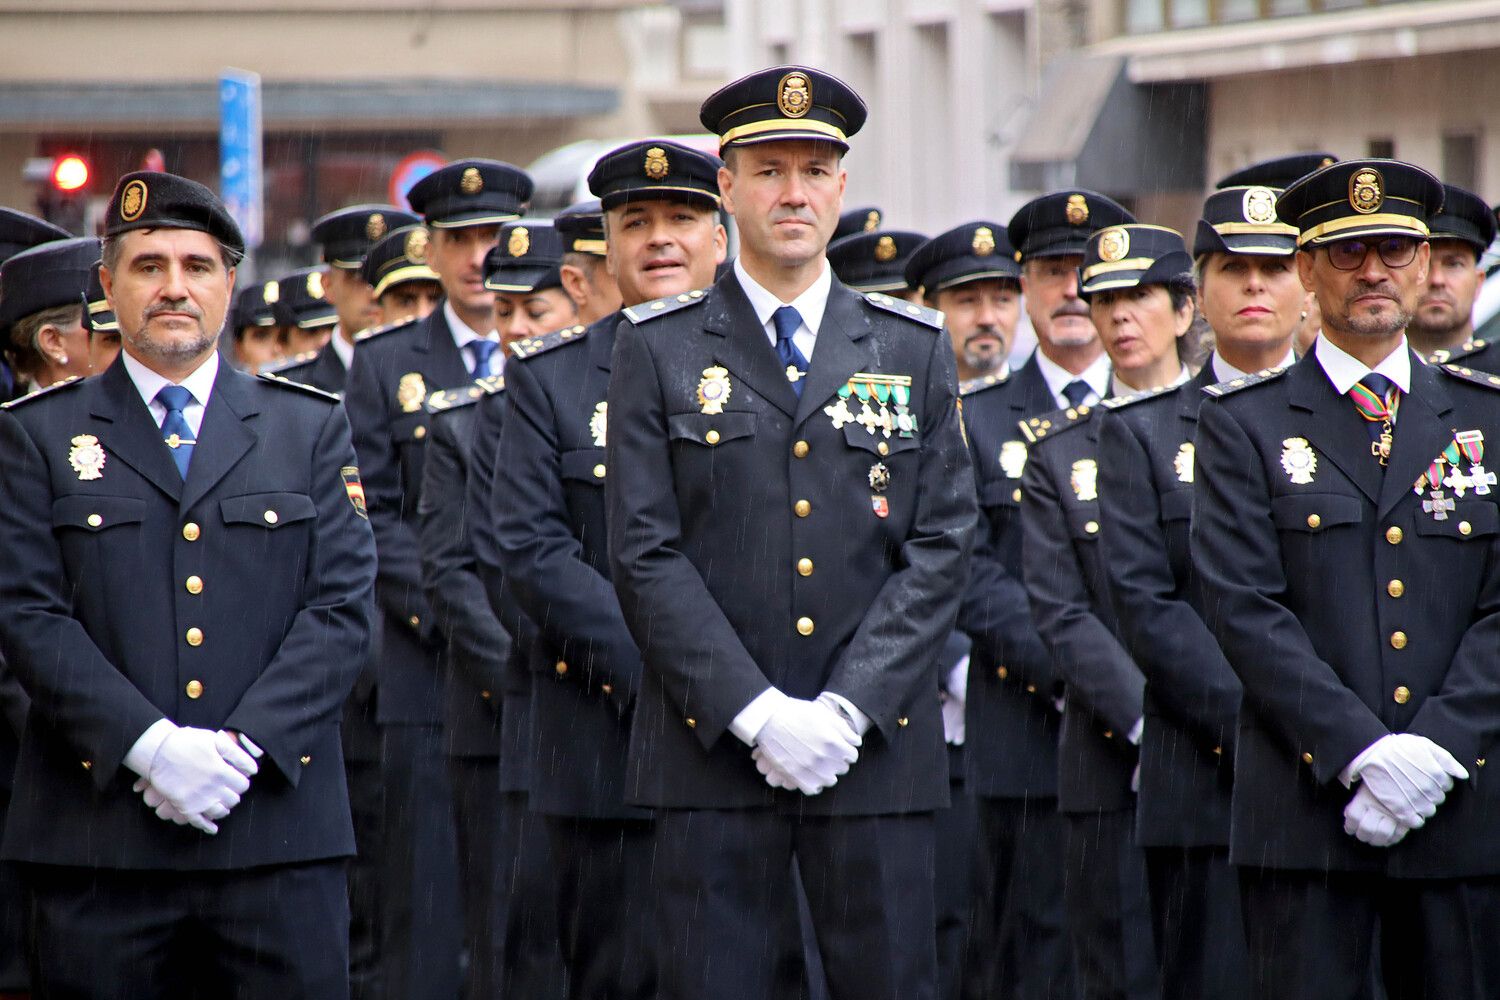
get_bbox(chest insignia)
[1000,440,1028,479]
[589,401,608,447]
[1428,430,1494,500]
[68,434,106,481]
[1280,437,1317,485]
[1070,458,1098,502]
[868,461,890,493]
[696,366,732,415]
[1174,441,1195,484]
[397,372,427,414]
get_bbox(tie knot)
[1360,373,1395,399]
[470,339,497,364]
[156,385,194,413]
[1062,379,1091,409]
[772,306,802,344]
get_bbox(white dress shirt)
[443,300,502,376]
[330,326,355,371]
[1315,334,1412,395]
[1212,347,1298,384]
[733,257,831,364]
[1035,350,1112,410]
[121,350,219,436]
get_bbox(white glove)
[940,694,966,746]
[132,776,223,834]
[753,698,861,795]
[1343,783,1411,848]
[215,730,260,779]
[752,746,800,792]
[146,726,251,831]
[1349,733,1469,829]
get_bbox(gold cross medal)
[1070,458,1098,502]
[824,384,856,430]
[1280,437,1317,485]
[589,401,608,447]
[1174,442,1195,484]
[68,434,106,481]
[696,366,731,415]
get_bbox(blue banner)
[219,69,263,250]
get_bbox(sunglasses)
[1324,236,1422,272]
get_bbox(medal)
[1174,442,1195,484]
[589,401,608,447]
[397,372,427,414]
[1423,490,1455,521]
[871,496,889,518]
[1456,430,1493,494]
[892,385,916,438]
[868,462,890,492]
[824,388,856,430]
[999,441,1028,480]
[1070,459,1098,502]
[1280,437,1317,485]
[696,366,731,415]
[68,434,106,481]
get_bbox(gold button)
[996,666,1008,680]
[795,500,811,518]
[878,441,889,456]
[1302,752,1314,765]
[87,513,103,527]
[685,717,697,728]
[263,509,279,524]
[182,522,200,541]
[897,717,908,727]
[1478,758,1487,768]
[1013,488,1022,502]
[1085,520,1099,534]
[601,684,613,696]
[185,575,203,595]
[1386,526,1403,545]
[593,464,606,478]
[705,430,721,445]
[81,760,92,771]
[1213,746,1223,756]
[185,627,204,647]
[796,558,813,576]
[185,679,203,699]
[1390,631,1408,650]
[796,617,814,636]
[793,440,810,458]
[480,690,492,700]
[1026,683,1037,693]
[1103,729,1114,739]
[555,660,568,676]
[409,615,420,628]
[1459,520,1473,536]
[1393,685,1411,705]
[414,425,427,440]
[1306,514,1321,529]
[300,755,312,765]
[1387,579,1404,598]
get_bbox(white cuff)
[729,687,789,747]
[1127,717,1144,746]
[818,691,873,737]
[1341,739,1384,788]
[945,656,970,702]
[123,718,177,778]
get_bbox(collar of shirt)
[443,300,499,372]
[733,256,832,360]
[1034,350,1112,409]
[122,349,219,437]
[1315,334,1411,396]
[330,325,355,371]
[1211,346,1298,384]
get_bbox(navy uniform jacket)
[1097,365,1236,848]
[1431,336,1500,375]
[495,316,651,821]
[1193,352,1500,877]
[1020,391,1146,815]
[958,356,1063,800]
[262,341,349,396]
[344,307,470,724]
[417,379,509,759]
[0,360,376,869]
[605,273,976,815]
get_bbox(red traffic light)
[52,155,89,192]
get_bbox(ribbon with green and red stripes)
[1348,380,1400,425]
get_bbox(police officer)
[1,237,121,391]
[832,205,882,242]
[270,265,338,360]
[360,224,445,328]
[827,227,926,304]
[554,198,624,321]
[229,279,285,373]
[606,66,976,1000]
[485,220,579,351]
[1093,181,1305,1000]
[1412,184,1496,363]
[0,208,70,401]
[1192,158,1500,1000]
[343,157,530,1000]
[0,171,376,996]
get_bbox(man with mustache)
[1193,158,1500,999]
[1412,184,1495,362]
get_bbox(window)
[1442,133,1480,192]
[1368,137,1396,159]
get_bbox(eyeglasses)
[1324,236,1421,272]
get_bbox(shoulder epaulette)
[622,289,710,325]
[959,371,1011,397]
[863,291,944,330]
[353,316,419,343]
[477,373,506,395]
[1439,362,1500,391]
[1430,338,1489,365]
[1099,382,1178,411]
[0,374,83,410]
[259,350,319,375]
[509,324,588,360]
[1201,364,1291,399]
[425,383,486,414]
[1017,403,1094,444]
[257,371,340,402]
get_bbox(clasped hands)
[1342,733,1468,848]
[752,694,862,796]
[133,725,261,835]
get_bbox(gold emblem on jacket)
[1070,458,1098,502]
[68,434,106,481]
[398,372,427,413]
[1281,437,1317,484]
[1174,442,1195,484]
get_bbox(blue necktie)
[469,339,498,378]
[156,384,195,479]
[772,306,810,397]
[1062,379,1091,409]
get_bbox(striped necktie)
[1349,373,1399,466]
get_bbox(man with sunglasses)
[1191,158,1500,999]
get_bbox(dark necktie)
[156,384,195,479]
[468,339,498,378]
[772,306,810,397]
[1349,373,1399,466]
[1062,379,1091,409]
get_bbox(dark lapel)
[590,311,620,376]
[89,360,183,502]
[1179,363,1218,425]
[793,281,875,430]
[1287,351,1381,503]
[1378,354,1456,517]
[1012,355,1055,418]
[180,364,259,511]
[703,275,799,418]
[420,303,477,388]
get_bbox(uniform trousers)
[448,757,505,1000]
[652,807,936,1000]
[1062,808,1159,1000]
[1142,846,1248,1000]
[934,762,977,1000]
[23,860,348,1000]
[497,791,567,999]
[961,796,1075,1000]
[545,816,657,1000]
[341,693,383,1000]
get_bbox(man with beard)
[1412,184,1495,363]
[1193,158,1500,999]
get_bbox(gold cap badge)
[972,227,996,257]
[460,166,484,195]
[864,210,881,232]
[307,271,325,300]
[1242,186,1278,225]
[120,179,148,223]
[1349,168,1383,214]
[778,71,812,118]
[508,227,530,257]
[1066,194,1089,226]
[874,236,897,263]
[405,228,429,263]
[365,213,387,240]
[1097,227,1130,263]
[262,280,280,304]
[644,146,670,180]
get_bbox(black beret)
[311,204,420,269]
[0,208,69,266]
[1192,186,1298,258]
[1078,224,1192,298]
[587,140,722,212]
[484,221,564,293]
[231,281,278,334]
[269,267,337,331]
[700,65,867,152]
[1428,183,1497,253]
[104,171,245,258]
[83,260,116,334]
[833,206,882,242]
[554,199,607,256]
[1275,158,1444,248]
[407,159,533,229]
[904,222,1020,294]
[1007,190,1135,262]
[361,225,440,299]
[1215,153,1338,190]
[828,230,926,294]
[0,237,98,337]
